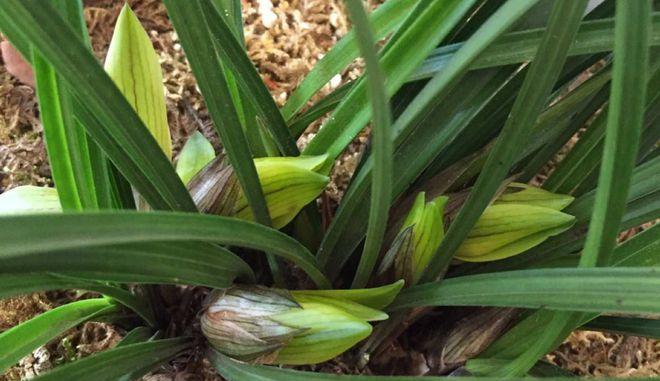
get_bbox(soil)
[0,0,657,380]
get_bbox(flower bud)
[393,192,447,285]
[187,154,240,216]
[189,154,329,229]
[493,182,574,211]
[0,186,61,214]
[201,285,387,365]
[455,198,575,262]
[176,131,216,185]
[105,4,172,159]
[234,155,328,228]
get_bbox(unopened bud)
[201,284,386,365]
[455,190,575,263]
[393,192,447,285]
[493,182,574,211]
[104,4,171,159]
[0,186,61,214]
[189,155,328,229]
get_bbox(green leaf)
[176,131,216,185]
[281,0,417,120]
[468,224,660,367]
[412,14,660,81]
[303,0,477,170]
[318,68,520,279]
[30,0,98,211]
[391,267,660,315]
[208,349,594,380]
[31,338,192,381]
[287,83,352,138]
[291,280,404,310]
[32,52,83,210]
[0,186,60,214]
[317,0,549,278]
[186,0,298,156]
[0,298,120,373]
[0,0,196,212]
[581,0,650,267]
[0,274,115,299]
[162,0,275,283]
[105,4,172,159]
[494,2,654,375]
[0,212,330,288]
[345,1,393,289]
[420,0,590,283]
[0,242,253,289]
[584,316,660,339]
[116,326,156,347]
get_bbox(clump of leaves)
[0,0,659,380]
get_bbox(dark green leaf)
[0,298,119,373]
[31,338,192,381]
[420,0,590,283]
[584,316,660,339]
[345,1,393,288]
[282,0,417,120]
[0,0,196,212]
[0,212,329,288]
[392,267,660,315]
[412,14,660,81]
[303,0,477,170]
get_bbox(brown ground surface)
[0,0,657,380]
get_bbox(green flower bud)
[493,182,574,211]
[234,155,329,229]
[0,186,61,214]
[176,131,215,185]
[201,285,387,365]
[105,4,172,159]
[455,202,576,262]
[393,192,447,285]
[189,154,329,229]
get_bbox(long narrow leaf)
[0,0,196,212]
[391,267,660,315]
[282,0,416,120]
[412,14,660,81]
[0,298,120,373]
[303,0,476,171]
[489,2,654,376]
[420,0,590,283]
[0,242,253,289]
[208,349,620,381]
[584,316,660,339]
[346,1,393,288]
[178,0,298,156]
[0,212,329,288]
[31,338,192,381]
[32,52,83,210]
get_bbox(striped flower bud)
[455,185,575,262]
[393,192,447,285]
[201,285,386,365]
[104,4,172,159]
[189,154,328,229]
[493,182,574,210]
